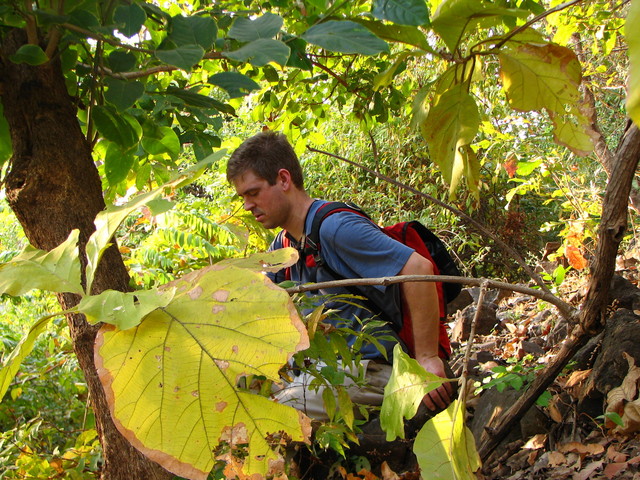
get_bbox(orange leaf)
[504,155,518,178]
[565,245,588,270]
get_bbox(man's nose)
[243,198,254,211]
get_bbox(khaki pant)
[272,360,392,421]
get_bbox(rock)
[608,274,640,311]
[582,309,640,399]
[451,302,499,342]
[447,288,473,315]
[470,388,549,447]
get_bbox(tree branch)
[306,146,555,299]
[285,274,575,319]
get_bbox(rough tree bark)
[478,122,640,461]
[0,29,172,480]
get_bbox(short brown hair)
[226,131,304,189]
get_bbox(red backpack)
[281,202,461,359]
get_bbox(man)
[227,130,454,418]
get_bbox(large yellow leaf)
[95,264,310,480]
[414,399,481,480]
[626,0,640,126]
[421,83,480,198]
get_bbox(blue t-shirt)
[268,200,414,359]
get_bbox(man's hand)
[418,355,455,411]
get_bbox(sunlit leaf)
[9,44,48,65]
[432,0,530,52]
[114,2,146,38]
[0,229,83,296]
[550,111,595,156]
[626,0,640,126]
[421,84,480,197]
[565,245,587,270]
[95,265,311,479]
[85,151,226,292]
[77,287,176,329]
[224,38,291,67]
[169,15,217,49]
[380,345,450,440]
[0,313,66,403]
[155,45,204,71]
[104,78,145,112]
[414,400,481,479]
[208,72,261,98]
[374,50,416,90]
[372,0,429,26]
[141,124,181,159]
[216,248,299,273]
[499,42,582,114]
[228,12,283,42]
[302,20,389,55]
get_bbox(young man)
[227,131,454,417]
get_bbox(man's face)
[232,170,288,229]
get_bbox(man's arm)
[399,252,454,411]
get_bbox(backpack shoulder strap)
[305,201,371,263]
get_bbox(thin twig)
[285,274,575,320]
[306,146,556,301]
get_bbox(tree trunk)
[0,29,172,480]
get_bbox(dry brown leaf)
[381,462,400,480]
[617,399,640,434]
[524,433,548,450]
[565,245,588,270]
[606,445,627,463]
[548,395,565,423]
[548,451,567,467]
[604,462,628,479]
[557,442,605,457]
[503,155,518,178]
[574,460,604,480]
[565,369,592,389]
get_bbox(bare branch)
[285,274,575,319]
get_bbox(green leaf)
[0,229,83,296]
[107,51,137,72]
[380,345,450,440]
[170,15,217,49]
[92,105,141,148]
[141,123,181,159]
[414,400,481,480]
[165,86,234,112]
[374,51,415,90]
[228,13,283,42]
[432,0,530,52]
[224,38,291,67]
[550,111,595,157]
[77,287,176,329]
[421,84,480,197]
[353,18,431,51]
[155,45,204,71]
[0,313,65,403]
[284,35,313,70]
[10,44,49,65]
[104,142,135,185]
[499,42,582,115]
[85,151,226,292]
[94,265,311,479]
[216,248,299,273]
[372,0,429,26]
[301,20,389,55]
[104,78,145,111]
[208,72,261,98]
[113,2,147,38]
[626,0,640,126]
[0,102,12,167]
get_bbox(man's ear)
[277,169,293,190]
